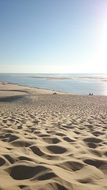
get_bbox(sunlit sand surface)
[0,82,107,190]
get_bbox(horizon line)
[0,72,107,74]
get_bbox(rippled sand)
[0,82,107,190]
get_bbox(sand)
[0,82,107,190]
[31,76,72,80]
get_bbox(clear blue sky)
[0,0,107,73]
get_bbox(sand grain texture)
[0,82,107,190]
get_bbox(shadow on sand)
[0,95,25,102]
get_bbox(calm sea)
[0,73,107,95]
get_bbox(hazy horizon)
[0,0,107,73]
[0,72,107,74]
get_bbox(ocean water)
[0,73,107,95]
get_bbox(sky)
[0,0,107,73]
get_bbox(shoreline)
[0,80,107,97]
[0,81,65,95]
[0,81,73,96]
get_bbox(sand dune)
[0,82,107,190]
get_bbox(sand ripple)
[0,83,107,189]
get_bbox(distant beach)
[0,73,107,95]
[31,76,72,80]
